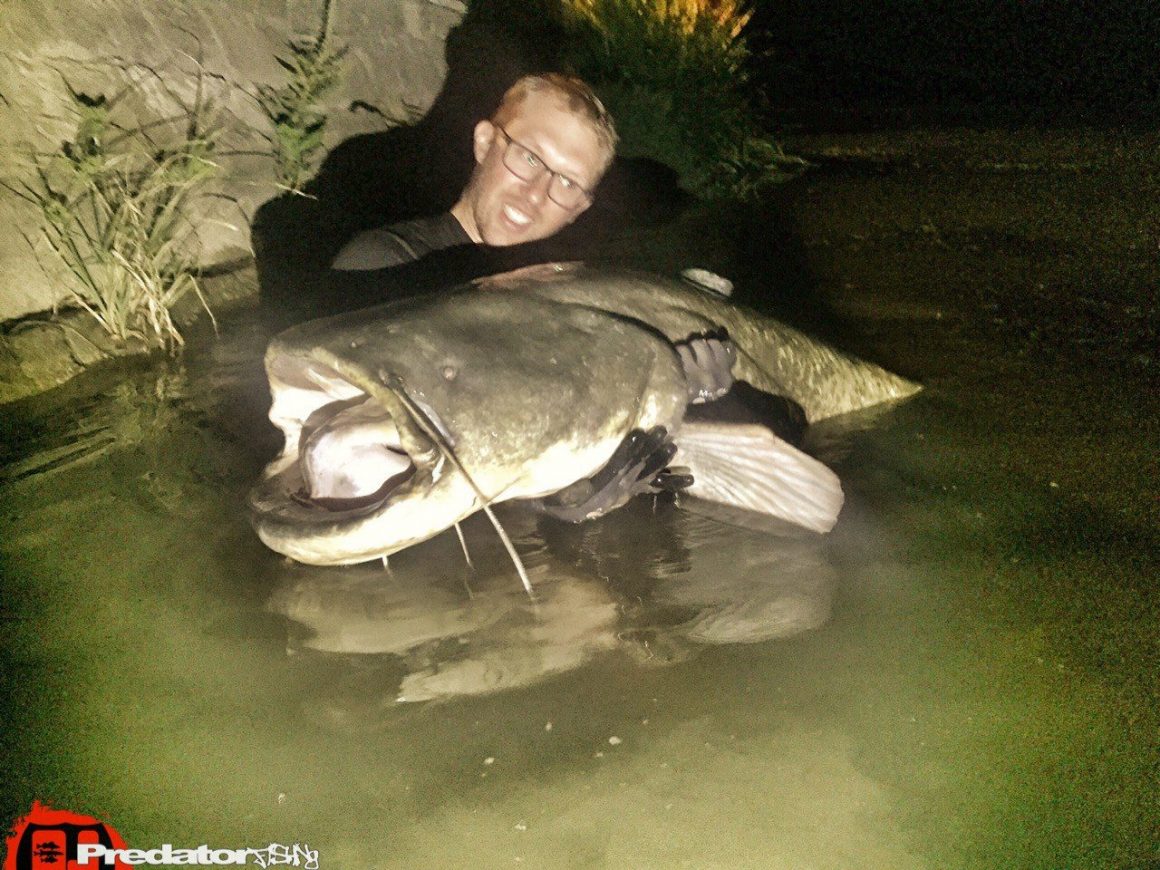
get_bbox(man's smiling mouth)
[503,203,533,226]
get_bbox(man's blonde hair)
[493,73,618,174]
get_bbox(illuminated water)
[2,287,1153,870]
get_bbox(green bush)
[561,0,803,197]
[8,86,219,351]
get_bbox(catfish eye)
[441,365,457,381]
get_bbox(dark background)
[747,0,1160,129]
[253,0,1158,319]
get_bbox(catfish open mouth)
[288,397,418,516]
[250,397,426,526]
[250,349,444,530]
[288,467,415,515]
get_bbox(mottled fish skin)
[251,276,687,565]
[249,264,920,565]
[491,263,921,423]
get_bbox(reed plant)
[8,86,219,351]
[257,0,346,193]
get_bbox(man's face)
[452,90,609,247]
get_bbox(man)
[331,73,617,271]
[329,72,736,521]
[330,71,730,404]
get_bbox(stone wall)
[0,0,465,322]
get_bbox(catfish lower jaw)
[290,464,417,516]
[251,461,460,566]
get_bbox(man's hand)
[529,426,690,523]
[529,334,738,523]
[677,333,735,404]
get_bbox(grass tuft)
[7,83,220,351]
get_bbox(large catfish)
[249,263,920,566]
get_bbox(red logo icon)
[3,802,129,870]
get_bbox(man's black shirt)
[331,213,473,271]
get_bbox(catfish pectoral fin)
[673,422,844,534]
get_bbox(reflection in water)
[542,499,836,645]
[267,494,836,714]
[3,309,1153,866]
[0,366,191,484]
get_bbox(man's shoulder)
[389,213,473,254]
[332,212,472,271]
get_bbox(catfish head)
[249,286,687,566]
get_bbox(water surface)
[3,199,1155,869]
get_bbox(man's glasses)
[494,125,593,210]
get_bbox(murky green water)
[2,288,1155,869]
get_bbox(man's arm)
[331,228,421,271]
[530,334,734,523]
[527,426,685,523]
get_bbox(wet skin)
[249,264,919,566]
[450,90,607,247]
